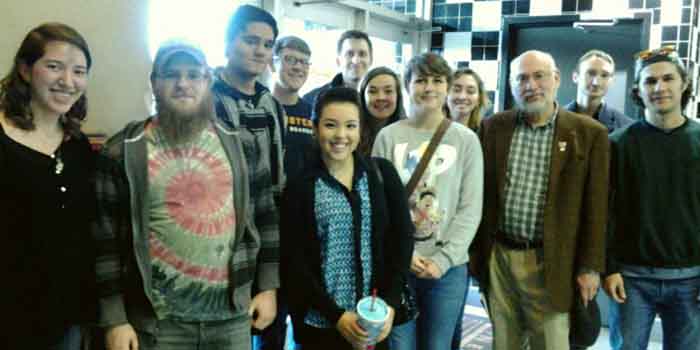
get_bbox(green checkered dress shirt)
[500,110,558,241]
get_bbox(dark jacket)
[301,73,345,109]
[281,151,414,339]
[469,107,610,312]
[564,101,635,133]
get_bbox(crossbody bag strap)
[405,118,451,197]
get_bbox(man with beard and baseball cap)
[95,40,271,350]
[469,50,609,350]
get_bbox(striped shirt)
[500,110,557,241]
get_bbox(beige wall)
[0,0,152,136]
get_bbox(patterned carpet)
[459,306,492,349]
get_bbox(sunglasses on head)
[635,46,677,61]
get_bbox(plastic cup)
[356,295,389,346]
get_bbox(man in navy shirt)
[272,36,314,182]
[255,36,315,350]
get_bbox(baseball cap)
[151,39,208,78]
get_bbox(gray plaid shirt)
[500,109,558,241]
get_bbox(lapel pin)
[558,141,567,152]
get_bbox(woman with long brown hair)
[357,66,406,155]
[446,68,491,131]
[445,68,491,349]
[0,23,97,349]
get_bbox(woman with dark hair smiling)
[0,23,97,349]
[358,66,406,155]
[281,87,414,350]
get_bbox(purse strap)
[405,118,451,197]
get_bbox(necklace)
[52,150,64,175]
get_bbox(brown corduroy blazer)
[468,107,610,312]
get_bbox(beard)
[515,95,548,115]
[155,93,214,146]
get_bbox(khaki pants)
[488,242,570,350]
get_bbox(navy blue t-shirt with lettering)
[284,100,314,181]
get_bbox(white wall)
[0,0,152,136]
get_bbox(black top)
[0,124,97,347]
[283,100,313,181]
[280,151,414,342]
[301,73,345,112]
[609,119,700,272]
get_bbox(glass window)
[148,0,240,68]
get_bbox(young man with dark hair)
[97,41,264,350]
[605,46,699,350]
[302,30,373,105]
[213,2,285,339]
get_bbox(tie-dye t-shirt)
[146,124,236,321]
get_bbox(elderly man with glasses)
[469,50,610,350]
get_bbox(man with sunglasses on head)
[605,46,700,350]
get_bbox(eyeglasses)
[510,71,553,85]
[635,46,677,61]
[159,70,207,83]
[278,55,311,67]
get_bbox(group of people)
[1,3,698,350]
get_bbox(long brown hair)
[358,66,405,155]
[448,68,490,131]
[0,22,92,137]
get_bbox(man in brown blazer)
[469,50,609,350]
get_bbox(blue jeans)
[136,316,251,350]
[619,276,700,350]
[608,297,622,350]
[253,299,298,350]
[571,294,621,350]
[389,264,468,350]
[48,325,81,350]
[451,271,471,349]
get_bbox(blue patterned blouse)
[304,172,373,328]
